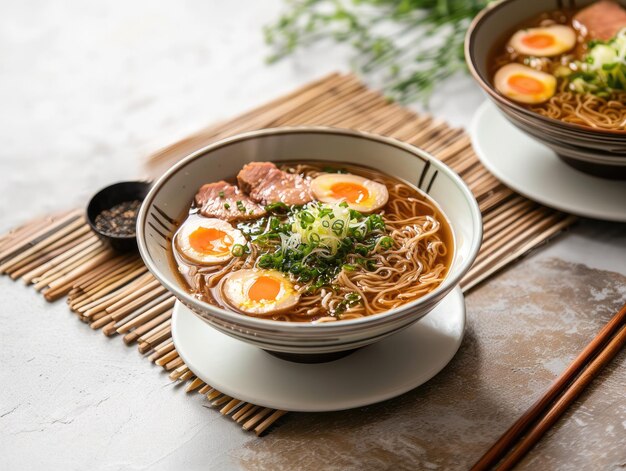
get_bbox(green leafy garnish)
[334,292,363,317]
[570,28,626,96]
[247,202,392,293]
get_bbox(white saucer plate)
[172,287,466,412]
[470,101,626,222]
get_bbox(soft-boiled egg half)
[220,269,300,315]
[175,216,246,265]
[509,25,576,57]
[494,63,557,104]
[310,173,389,213]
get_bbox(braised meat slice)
[194,181,266,222]
[237,162,313,206]
[574,1,626,41]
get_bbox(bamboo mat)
[0,73,577,436]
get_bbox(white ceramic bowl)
[137,127,482,361]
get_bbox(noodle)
[171,162,453,323]
[529,82,626,130]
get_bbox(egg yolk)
[189,227,232,255]
[330,182,369,204]
[507,74,545,95]
[521,33,555,49]
[248,276,281,302]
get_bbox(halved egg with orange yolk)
[509,25,576,57]
[175,216,246,265]
[494,64,557,104]
[310,173,388,213]
[220,269,300,315]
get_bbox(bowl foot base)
[558,155,626,180]
[263,348,358,364]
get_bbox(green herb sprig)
[264,0,488,103]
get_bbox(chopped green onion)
[331,220,345,236]
[236,201,246,212]
[265,202,290,214]
[232,244,246,257]
[300,211,315,225]
[379,236,393,250]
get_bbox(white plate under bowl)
[172,287,465,412]
[470,101,626,222]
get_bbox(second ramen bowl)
[465,0,626,179]
[137,128,482,362]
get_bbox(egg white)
[220,269,300,315]
[494,63,557,104]
[175,216,246,265]
[509,25,577,57]
[310,173,389,213]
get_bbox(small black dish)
[86,181,151,252]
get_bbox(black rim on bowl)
[86,181,151,252]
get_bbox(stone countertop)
[1,1,625,470]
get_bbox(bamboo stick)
[220,399,243,415]
[111,292,172,326]
[6,227,94,276]
[0,218,88,273]
[104,283,166,319]
[169,365,189,380]
[148,340,175,362]
[19,235,99,282]
[243,408,274,431]
[31,244,105,289]
[79,275,156,317]
[198,384,212,395]
[186,377,205,393]
[43,251,115,301]
[0,210,82,263]
[232,403,257,422]
[254,410,288,436]
[117,298,175,334]
[123,309,173,344]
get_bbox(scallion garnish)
[232,244,247,257]
[247,201,390,292]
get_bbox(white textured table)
[1,2,625,470]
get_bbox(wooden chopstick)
[471,302,626,471]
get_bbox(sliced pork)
[237,162,313,206]
[574,1,626,41]
[194,181,266,222]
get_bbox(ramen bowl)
[137,128,482,362]
[465,0,626,179]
